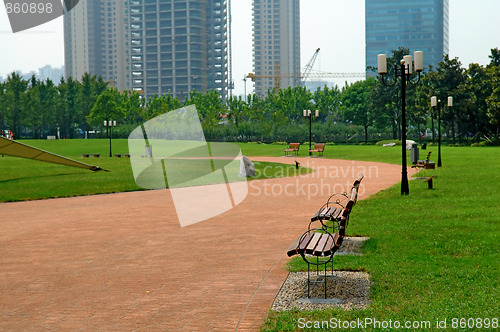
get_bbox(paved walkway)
[0,157,416,331]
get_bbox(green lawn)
[0,139,312,202]
[2,139,498,329]
[263,146,500,331]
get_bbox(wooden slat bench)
[310,175,364,231]
[287,188,358,298]
[309,143,325,156]
[83,153,100,158]
[412,151,435,169]
[284,143,300,156]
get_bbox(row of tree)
[1,48,499,144]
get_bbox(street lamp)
[243,75,247,102]
[431,96,452,167]
[303,109,319,156]
[378,51,424,195]
[192,76,198,91]
[104,119,116,157]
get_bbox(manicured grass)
[238,142,409,165]
[262,146,500,331]
[0,139,311,202]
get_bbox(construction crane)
[295,48,320,86]
[246,48,365,93]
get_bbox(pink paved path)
[0,157,416,331]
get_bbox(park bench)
[309,143,325,157]
[412,151,435,169]
[114,154,131,158]
[83,153,100,158]
[287,175,363,298]
[284,143,300,156]
[310,175,363,230]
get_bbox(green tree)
[5,72,28,137]
[88,88,124,132]
[486,59,500,138]
[23,75,43,138]
[341,77,376,143]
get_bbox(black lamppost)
[303,109,319,156]
[378,51,424,195]
[431,96,452,167]
[104,120,116,157]
[193,75,198,91]
[243,76,247,102]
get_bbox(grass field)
[263,146,500,331]
[0,139,313,202]
[2,139,499,329]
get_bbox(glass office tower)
[365,0,449,75]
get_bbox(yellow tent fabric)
[0,137,105,171]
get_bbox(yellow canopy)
[0,137,105,171]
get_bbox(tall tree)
[5,72,28,138]
[341,77,376,143]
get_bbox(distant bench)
[114,154,131,158]
[287,175,364,298]
[284,143,300,156]
[412,151,435,169]
[309,143,325,157]
[83,153,100,158]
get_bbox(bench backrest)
[352,174,364,191]
[289,143,300,150]
[314,143,325,151]
[425,151,432,163]
[335,192,357,248]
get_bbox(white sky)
[1,0,499,96]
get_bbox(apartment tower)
[64,0,229,100]
[252,0,300,97]
[64,0,128,89]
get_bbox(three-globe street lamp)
[431,96,453,167]
[378,51,424,195]
[104,120,117,157]
[303,109,319,156]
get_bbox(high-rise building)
[64,0,229,101]
[252,0,300,97]
[365,0,449,75]
[38,65,65,83]
[64,0,128,89]
[128,0,228,100]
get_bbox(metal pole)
[309,114,312,156]
[400,63,409,195]
[438,101,442,167]
[109,121,112,157]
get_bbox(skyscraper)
[64,0,128,89]
[365,0,449,75]
[128,0,228,100]
[64,0,229,100]
[252,0,300,97]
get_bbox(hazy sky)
[1,0,499,95]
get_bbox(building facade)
[252,0,300,97]
[64,0,229,101]
[64,0,127,89]
[128,0,228,100]
[365,0,449,75]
